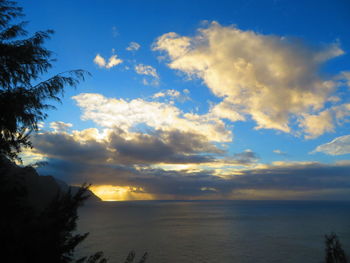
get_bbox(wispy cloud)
[152,89,190,102]
[273,149,288,156]
[134,64,159,85]
[126,41,141,51]
[312,135,350,155]
[111,26,118,38]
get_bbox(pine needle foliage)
[0,0,88,161]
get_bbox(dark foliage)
[325,233,348,263]
[0,0,88,161]
[124,251,148,263]
[0,2,147,262]
[0,1,107,262]
[0,172,104,262]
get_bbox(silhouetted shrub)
[325,233,348,263]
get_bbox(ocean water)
[76,201,350,263]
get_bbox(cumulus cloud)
[134,64,159,85]
[153,21,349,138]
[72,93,231,142]
[297,103,350,139]
[299,110,335,139]
[313,135,350,155]
[126,41,141,51]
[93,53,123,69]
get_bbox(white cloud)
[153,89,180,98]
[72,93,232,143]
[135,64,159,79]
[135,64,159,85]
[50,121,73,133]
[152,89,190,102]
[299,110,334,139]
[298,103,350,139]
[93,54,106,68]
[313,135,350,155]
[153,21,348,138]
[126,41,141,51]
[209,98,246,122]
[106,55,123,68]
[93,53,123,69]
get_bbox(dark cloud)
[32,129,223,166]
[32,130,350,200]
[32,132,110,164]
[38,155,350,200]
[109,129,223,164]
[231,149,259,164]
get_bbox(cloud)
[153,21,349,138]
[93,54,106,68]
[152,89,190,102]
[32,128,222,166]
[134,64,159,85]
[299,110,334,139]
[112,26,118,38]
[93,53,123,69]
[50,121,73,133]
[153,89,180,98]
[231,149,259,164]
[72,93,231,143]
[30,123,350,200]
[126,41,141,51]
[273,149,288,156]
[34,142,350,200]
[313,135,350,155]
[342,71,350,87]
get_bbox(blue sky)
[20,0,350,200]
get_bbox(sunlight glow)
[90,185,154,201]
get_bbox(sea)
[76,200,350,263]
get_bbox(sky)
[19,0,350,201]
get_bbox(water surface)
[77,200,350,262]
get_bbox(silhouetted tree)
[0,2,147,262]
[0,1,106,262]
[325,233,348,263]
[0,0,87,161]
[0,167,107,262]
